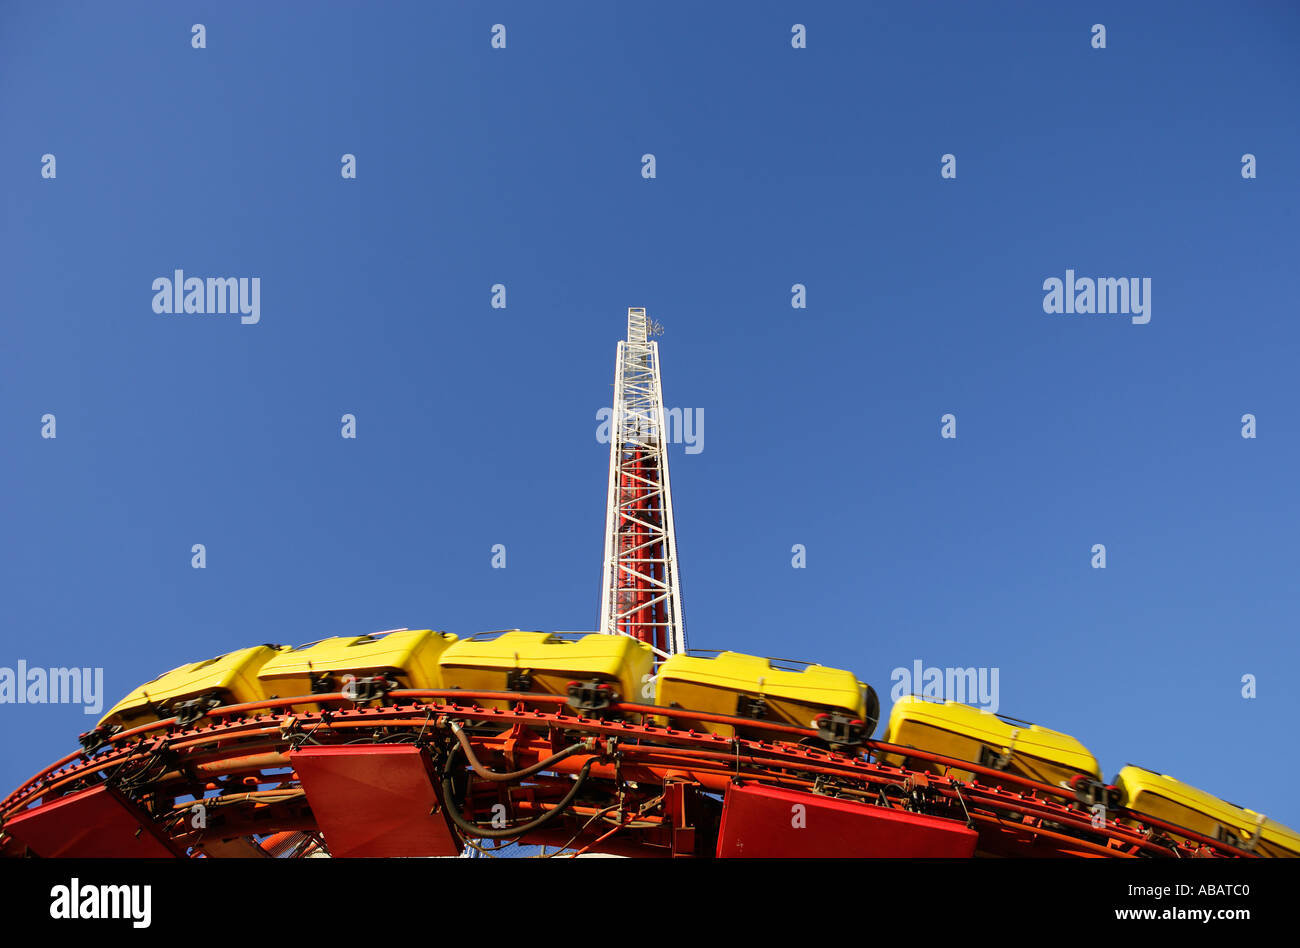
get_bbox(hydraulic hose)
[449,721,592,782]
[441,747,596,839]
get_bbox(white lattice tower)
[598,308,686,659]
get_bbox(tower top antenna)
[625,307,664,342]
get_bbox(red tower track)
[0,690,1252,859]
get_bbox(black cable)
[440,745,595,839]
[450,721,590,782]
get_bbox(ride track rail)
[0,689,1253,860]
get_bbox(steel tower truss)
[598,308,686,659]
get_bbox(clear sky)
[3,2,1298,830]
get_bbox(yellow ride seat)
[257,629,457,710]
[1116,765,1300,858]
[654,651,876,742]
[98,644,286,731]
[437,630,654,711]
[880,695,1101,789]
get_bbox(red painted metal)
[4,784,182,858]
[0,700,1252,860]
[290,745,460,858]
[616,446,668,653]
[716,781,978,858]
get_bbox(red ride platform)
[290,744,461,858]
[717,781,978,858]
[4,784,182,858]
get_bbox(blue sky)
[3,1,1298,829]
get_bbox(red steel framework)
[0,689,1256,859]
